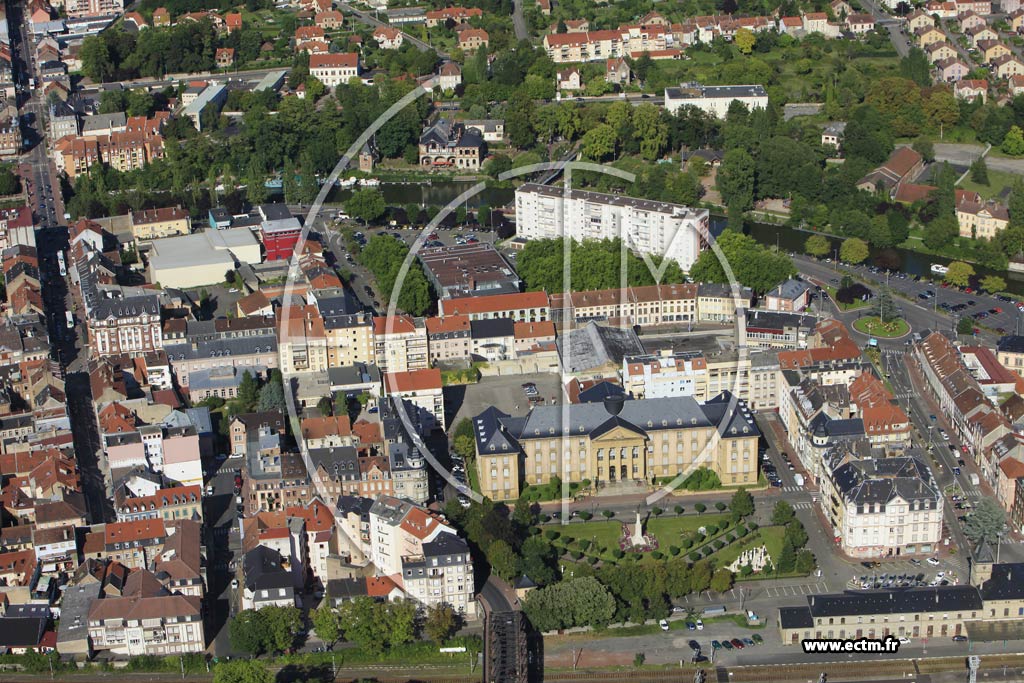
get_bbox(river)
[733,217,1024,297]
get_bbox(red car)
[730,639,745,649]
[965,288,973,294]
[962,445,969,453]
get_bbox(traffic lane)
[798,256,1014,337]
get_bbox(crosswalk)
[780,486,804,493]
[792,502,814,510]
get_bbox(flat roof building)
[418,242,521,299]
[664,83,768,117]
[146,228,262,289]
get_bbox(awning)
[965,620,1024,642]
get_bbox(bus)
[65,311,73,329]
[57,251,66,277]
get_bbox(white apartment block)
[514,183,708,271]
[664,83,768,118]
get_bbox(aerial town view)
[8,0,1024,681]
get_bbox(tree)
[777,540,796,573]
[228,610,266,655]
[840,237,869,264]
[424,604,459,643]
[631,52,654,84]
[258,371,285,412]
[317,396,334,416]
[311,602,343,647]
[694,503,706,515]
[735,27,755,54]
[710,568,734,593]
[970,157,990,185]
[805,234,831,258]
[981,275,1006,293]
[236,370,259,411]
[346,189,386,225]
[964,498,1008,546]
[795,550,816,574]
[730,489,754,520]
[923,90,960,134]
[957,315,976,335]
[772,500,795,526]
[912,138,935,164]
[871,288,899,322]
[944,261,975,287]
[214,660,273,683]
[784,520,809,550]
[1003,125,1024,156]
[923,214,958,250]
[632,104,668,161]
[688,230,796,294]
[523,576,615,632]
[261,605,302,653]
[581,124,617,161]
[488,539,518,581]
[717,149,755,210]
[0,166,20,196]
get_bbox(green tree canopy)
[688,230,796,294]
[213,660,273,683]
[944,261,975,287]
[964,498,1007,546]
[805,234,831,258]
[523,576,616,632]
[840,237,869,264]
[345,189,387,225]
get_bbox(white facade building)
[514,183,708,271]
[664,83,768,118]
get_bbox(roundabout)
[852,316,911,338]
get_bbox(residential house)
[991,54,1024,78]
[955,79,988,102]
[418,118,485,170]
[556,67,582,91]
[215,47,234,68]
[956,195,1010,239]
[936,57,970,81]
[605,57,631,85]
[438,61,462,91]
[457,28,489,51]
[309,53,360,87]
[373,26,404,49]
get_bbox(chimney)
[604,394,625,416]
[810,596,815,606]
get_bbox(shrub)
[726,534,736,543]
[705,525,718,537]
[578,539,591,551]
[713,540,726,550]
[674,505,684,515]
[571,551,583,560]
[579,512,593,521]
[634,652,646,667]
[544,529,559,541]
[689,552,701,562]
[652,551,664,560]
[668,545,680,556]
[682,538,694,549]
[749,522,759,531]
[737,525,748,536]
[715,502,727,512]
[612,549,625,559]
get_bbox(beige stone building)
[956,196,1009,239]
[130,206,191,241]
[373,315,429,372]
[473,393,758,501]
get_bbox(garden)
[853,315,910,338]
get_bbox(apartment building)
[542,23,670,63]
[473,392,758,501]
[664,83,768,117]
[114,484,202,523]
[129,206,191,241]
[87,594,204,656]
[956,194,1009,239]
[425,316,472,364]
[440,291,550,322]
[550,283,698,327]
[383,368,444,432]
[819,452,943,559]
[515,183,709,271]
[310,52,360,87]
[373,315,428,372]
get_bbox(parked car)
[659,619,670,631]
[730,639,745,649]
[926,557,940,566]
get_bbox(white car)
[696,619,704,630]
[659,619,669,631]
[926,557,941,566]
[898,636,911,644]
[231,578,239,589]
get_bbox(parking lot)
[447,373,565,427]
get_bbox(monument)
[630,510,646,547]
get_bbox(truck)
[794,473,805,487]
[969,473,980,486]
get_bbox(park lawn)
[550,513,729,550]
[823,284,871,312]
[711,526,785,569]
[853,316,910,338]
[957,168,1019,201]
